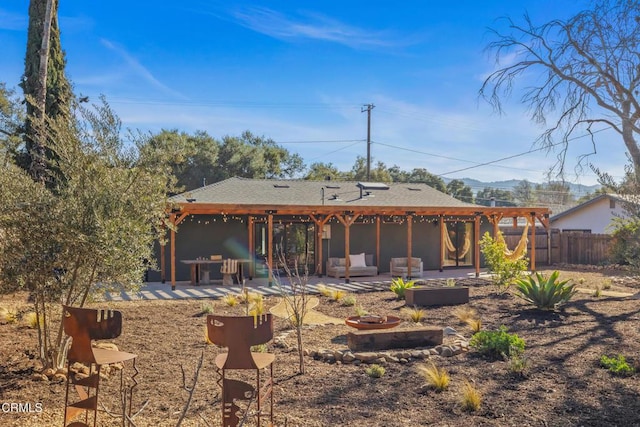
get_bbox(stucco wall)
[551,197,628,234]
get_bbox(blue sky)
[0,1,629,190]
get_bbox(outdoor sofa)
[390,257,423,278]
[326,253,377,278]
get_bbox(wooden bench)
[347,327,442,351]
[405,286,469,307]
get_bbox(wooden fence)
[501,228,613,266]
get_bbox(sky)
[0,1,630,192]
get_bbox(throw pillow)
[349,253,367,268]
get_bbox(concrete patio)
[104,268,490,302]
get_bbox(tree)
[446,179,474,203]
[476,187,516,207]
[0,99,176,369]
[534,181,574,207]
[141,129,219,193]
[21,0,73,176]
[513,179,536,206]
[304,162,343,181]
[347,156,392,182]
[480,1,640,182]
[407,168,447,192]
[213,131,304,182]
[0,83,24,166]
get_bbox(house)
[155,177,551,289]
[550,194,635,234]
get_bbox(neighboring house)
[155,177,550,288]
[550,194,632,234]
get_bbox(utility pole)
[361,103,375,180]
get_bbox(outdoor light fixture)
[186,198,196,203]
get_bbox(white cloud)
[99,39,187,100]
[225,6,409,50]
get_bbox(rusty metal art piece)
[207,314,275,427]
[62,305,138,427]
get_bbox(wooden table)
[180,259,251,285]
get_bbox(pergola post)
[407,214,413,278]
[530,213,536,272]
[474,214,481,278]
[439,215,445,272]
[376,216,381,274]
[268,213,273,286]
[248,215,254,279]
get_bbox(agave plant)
[514,271,576,310]
[390,277,415,299]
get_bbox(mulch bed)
[1,267,640,426]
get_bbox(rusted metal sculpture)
[62,305,138,427]
[206,314,274,426]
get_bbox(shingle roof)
[170,177,478,208]
[550,193,639,221]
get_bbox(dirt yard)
[1,266,640,427]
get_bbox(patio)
[105,268,489,302]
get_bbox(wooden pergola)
[161,203,551,290]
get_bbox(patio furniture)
[206,314,275,427]
[62,305,138,427]
[220,259,238,286]
[326,253,377,278]
[390,257,423,278]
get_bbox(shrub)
[514,271,577,310]
[445,278,457,287]
[200,302,214,314]
[365,364,386,378]
[23,312,42,329]
[466,318,482,334]
[390,277,415,299]
[609,217,640,269]
[317,284,332,297]
[506,350,530,376]
[401,306,426,323]
[417,362,450,392]
[249,298,266,316]
[460,381,481,412]
[329,289,346,302]
[354,304,368,317]
[452,306,478,324]
[341,295,356,306]
[221,294,238,307]
[600,354,635,377]
[602,279,612,290]
[469,326,525,359]
[1,306,17,324]
[479,232,528,293]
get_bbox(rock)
[52,373,67,382]
[42,368,55,378]
[342,352,356,363]
[450,345,463,355]
[399,358,409,364]
[32,373,48,382]
[429,348,439,355]
[333,350,344,361]
[440,347,454,357]
[353,352,380,363]
[383,355,399,363]
[443,326,458,336]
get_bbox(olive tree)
[480,0,640,181]
[0,98,176,369]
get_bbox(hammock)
[496,221,529,261]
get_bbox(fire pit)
[345,315,401,330]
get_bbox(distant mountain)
[442,177,600,197]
